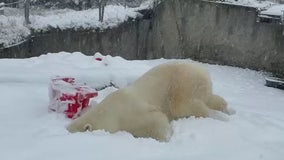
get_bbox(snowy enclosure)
[1,0,284,48]
[0,52,284,160]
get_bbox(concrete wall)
[1,0,284,76]
[0,19,150,59]
[148,0,284,76]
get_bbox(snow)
[266,76,284,83]
[218,0,276,8]
[30,5,142,32]
[260,4,284,15]
[0,52,284,160]
[0,3,146,48]
[0,15,30,47]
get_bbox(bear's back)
[130,61,212,109]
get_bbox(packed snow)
[0,52,284,160]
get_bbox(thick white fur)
[67,62,229,141]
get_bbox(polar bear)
[67,61,229,141]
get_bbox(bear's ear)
[83,123,93,131]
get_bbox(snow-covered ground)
[0,52,284,160]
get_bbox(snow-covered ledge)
[258,4,284,24]
[0,1,154,49]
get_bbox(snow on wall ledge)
[0,15,30,48]
[30,5,142,32]
[0,4,147,48]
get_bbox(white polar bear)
[67,61,229,141]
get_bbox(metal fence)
[0,0,149,24]
[0,0,125,24]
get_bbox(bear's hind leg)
[171,98,229,121]
[207,94,229,114]
[129,111,173,142]
[170,99,211,120]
